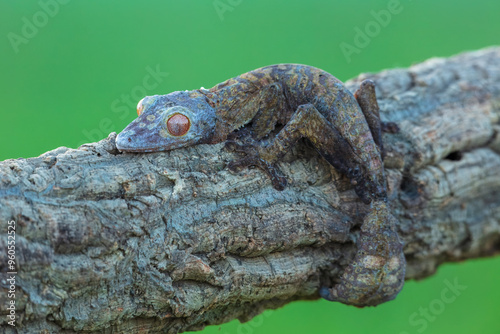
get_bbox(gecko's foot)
[227,156,287,191]
[224,140,248,154]
[225,139,260,171]
[225,141,287,191]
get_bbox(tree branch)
[1,48,500,333]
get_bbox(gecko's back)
[211,64,348,119]
[210,64,382,189]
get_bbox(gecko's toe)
[227,159,248,172]
[227,156,288,191]
[258,160,287,191]
[227,154,260,172]
[224,140,246,153]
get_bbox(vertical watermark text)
[5,220,17,327]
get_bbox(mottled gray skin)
[115,91,217,152]
[116,64,406,306]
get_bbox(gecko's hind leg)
[225,82,289,190]
[355,80,400,157]
[260,103,373,203]
[354,80,385,157]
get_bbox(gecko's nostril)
[128,138,131,142]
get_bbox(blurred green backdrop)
[1,0,499,333]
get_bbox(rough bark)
[1,47,500,334]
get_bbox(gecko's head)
[115,90,216,152]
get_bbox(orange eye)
[137,98,145,116]
[167,114,190,136]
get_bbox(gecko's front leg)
[225,136,289,191]
[320,201,406,306]
[224,82,290,190]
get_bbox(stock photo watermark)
[213,0,244,21]
[4,220,18,327]
[399,277,467,334]
[79,64,169,145]
[7,0,71,54]
[340,0,406,64]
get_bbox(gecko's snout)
[115,131,131,151]
[115,130,143,152]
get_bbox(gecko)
[115,64,406,307]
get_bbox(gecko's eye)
[137,98,146,116]
[167,113,190,136]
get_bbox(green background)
[1,0,499,333]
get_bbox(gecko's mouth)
[115,127,194,153]
[115,131,157,153]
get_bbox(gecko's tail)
[320,202,406,307]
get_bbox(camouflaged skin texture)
[116,64,406,307]
[208,64,386,203]
[115,90,217,152]
[320,201,406,306]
